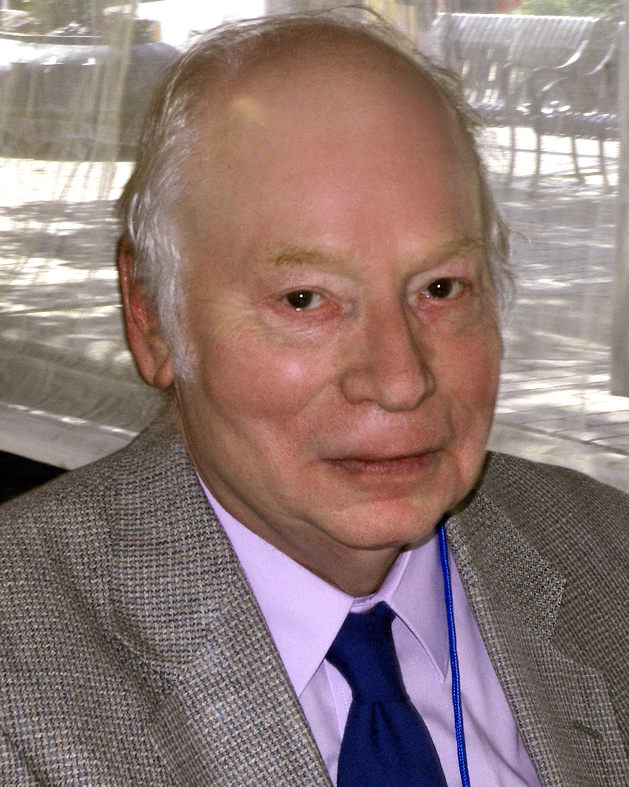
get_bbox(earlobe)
[117,235,175,389]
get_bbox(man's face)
[171,48,502,590]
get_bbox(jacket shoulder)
[473,450,629,590]
[0,415,185,784]
[480,451,629,522]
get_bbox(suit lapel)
[147,606,332,787]
[107,416,331,786]
[447,485,629,786]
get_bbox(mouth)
[325,451,440,477]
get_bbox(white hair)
[117,7,512,381]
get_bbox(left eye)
[282,290,322,310]
[424,278,463,299]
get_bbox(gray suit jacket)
[1,415,628,785]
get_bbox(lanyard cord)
[439,524,471,787]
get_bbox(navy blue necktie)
[327,602,448,787]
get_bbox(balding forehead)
[207,31,466,149]
[170,19,485,277]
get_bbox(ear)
[117,235,175,389]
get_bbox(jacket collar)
[107,414,331,786]
[447,457,629,786]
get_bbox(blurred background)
[1,0,629,499]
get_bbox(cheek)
[466,343,500,399]
[439,325,501,416]
[197,331,334,420]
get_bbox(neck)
[299,545,402,597]
[246,521,403,597]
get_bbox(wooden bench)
[431,13,607,180]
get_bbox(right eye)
[282,290,323,311]
[423,278,465,300]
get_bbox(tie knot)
[327,602,406,703]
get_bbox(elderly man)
[1,10,628,787]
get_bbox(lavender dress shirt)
[202,483,542,787]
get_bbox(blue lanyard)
[439,524,471,787]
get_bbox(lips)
[325,451,439,476]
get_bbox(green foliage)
[517,0,623,20]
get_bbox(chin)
[324,497,451,551]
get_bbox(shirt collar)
[199,480,449,696]
[348,534,449,680]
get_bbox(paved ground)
[2,129,629,490]
[485,129,629,491]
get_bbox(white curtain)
[2,0,628,492]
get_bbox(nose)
[339,303,435,411]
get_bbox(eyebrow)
[264,247,343,268]
[420,237,486,265]
[255,237,486,269]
